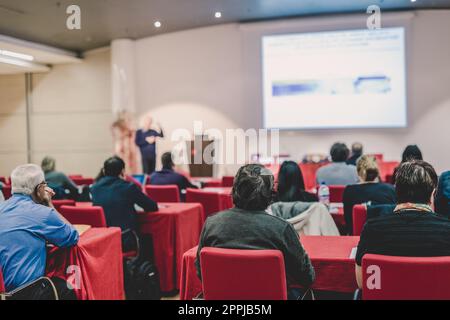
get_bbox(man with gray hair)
[0,164,79,299]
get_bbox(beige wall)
[0,74,28,176]
[135,11,450,175]
[0,47,113,177]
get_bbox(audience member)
[346,142,363,166]
[355,161,450,288]
[0,164,79,298]
[275,161,318,202]
[90,156,158,253]
[392,144,424,184]
[343,155,396,234]
[316,143,358,186]
[196,164,315,298]
[150,152,197,200]
[435,171,450,217]
[41,156,78,200]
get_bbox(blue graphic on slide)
[272,75,391,97]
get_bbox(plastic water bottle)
[318,182,330,206]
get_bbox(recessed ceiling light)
[0,50,34,61]
[411,0,416,2]
[154,21,161,28]
[214,11,222,18]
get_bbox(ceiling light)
[214,11,222,18]
[0,50,34,61]
[154,21,161,28]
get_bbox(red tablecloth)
[138,203,204,293]
[191,177,222,188]
[46,227,125,300]
[300,236,359,293]
[179,236,359,300]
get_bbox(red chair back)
[145,185,180,202]
[71,177,94,186]
[329,185,346,203]
[0,177,9,185]
[200,247,287,300]
[52,199,76,212]
[2,185,12,200]
[362,254,450,300]
[221,176,234,187]
[378,161,399,183]
[186,188,222,219]
[385,173,394,184]
[59,205,107,227]
[68,174,83,180]
[0,268,5,293]
[126,175,143,189]
[367,153,384,162]
[352,204,367,236]
[299,162,328,191]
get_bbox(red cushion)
[145,185,180,202]
[362,254,450,300]
[352,204,367,236]
[200,247,287,300]
[59,205,107,228]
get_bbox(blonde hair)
[356,155,379,182]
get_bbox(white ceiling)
[0,0,449,52]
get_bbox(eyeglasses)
[34,181,48,192]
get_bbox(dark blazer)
[91,176,158,231]
[150,168,197,200]
[436,171,450,217]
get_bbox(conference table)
[191,177,222,188]
[138,202,204,293]
[46,227,125,300]
[179,235,359,300]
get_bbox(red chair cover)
[352,204,367,236]
[0,176,9,185]
[299,162,328,191]
[145,185,180,202]
[59,205,107,228]
[2,185,12,200]
[71,177,95,186]
[329,185,346,203]
[52,199,76,212]
[200,247,287,300]
[0,268,5,293]
[185,188,223,220]
[362,254,450,300]
[221,176,234,187]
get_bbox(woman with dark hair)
[392,145,424,184]
[276,161,318,203]
[401,145,423,163]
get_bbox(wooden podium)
[187,136,214,177]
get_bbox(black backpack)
[124,258,161,300]
[122,230,161,300]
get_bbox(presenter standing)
[135,113,164,174]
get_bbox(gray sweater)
[195,207,315,287]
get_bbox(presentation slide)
[262,27,407,129]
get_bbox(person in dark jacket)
[135,114,163,174]
[195,164,315,299]
[275,160,318,203]
[150,152,197,200]
[343,155,396,234]
[435,171,450,217]
[41,156,79,200]
[91,156,158,252]
[355,161,450,289]
[346,142,363,166]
